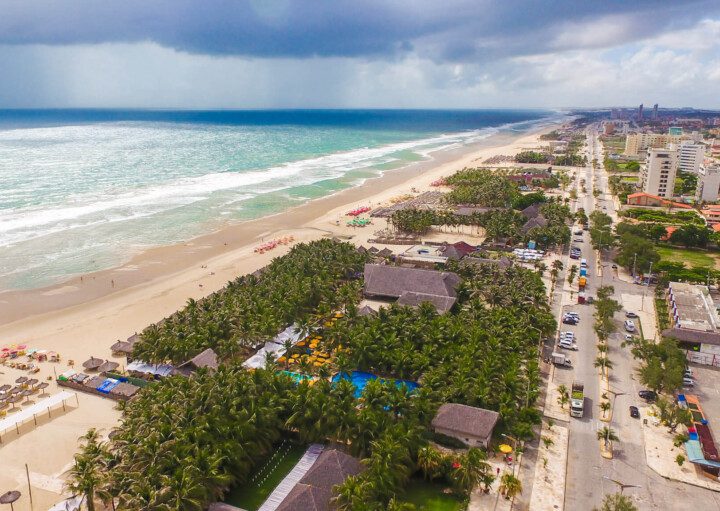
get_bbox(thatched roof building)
[110,341,133,355]
[432,403,500,448]
[276,449,364,511]
[176,348,219,376]
[98,361,120,373]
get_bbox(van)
[580,258,588,268]
[624,320,636,332]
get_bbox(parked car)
[625,312,639,318]
[624,334,634,341]
[611,264,618,269]
[638,390,657,401]
[629,406,640,418]
[624,320,636,333]
[558,341,579,351]
[574,238,584,243]
[574,230,583,235]
[683,377,695,387]
[563,317,578,325]
[684,368,693,378]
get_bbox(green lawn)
[657,246,719,269]
[223,443,307,510]
[398,478,467,511]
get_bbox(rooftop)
[431,403,500,439]
[667,282,720,333]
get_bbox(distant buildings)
[652,103,658,120]
[637,103,644,120]
[640,147,678,198]
[697,164,720,202]
[624,132,685,158]
[678,142,705,174]
[669,126,683,136]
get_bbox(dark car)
[629,406,640,418]
[638,390,657,401]
[626,312,639,318]
[611,264,618,269]
[574,230,583,235]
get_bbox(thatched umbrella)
[26,379,38,387]
[0,490,21,510]
[7,395,22,409]
[82,357,103,371]
[37,382,49,396]
[21,390,32,404]
[0,384,10,393]
[98,360,119,373]
[14,377,27,384]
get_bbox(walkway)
[257,443,324,511]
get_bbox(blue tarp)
[685,440,720,469]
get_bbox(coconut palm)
[499,473,523,500]
[600,401,611,418]
[597,426,619,450]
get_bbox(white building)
[678,142,705,174]
[640,146,678,198]
[696,164,720,202]
[624,133,686,158]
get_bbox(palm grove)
[67,235,557,510]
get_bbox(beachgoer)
[111,279,115,288]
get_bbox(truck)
[570,382,585,418]
[578,276,587,291]
[552,352,572,368]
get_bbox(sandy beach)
[0,122,561,510]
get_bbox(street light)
[603,476,641,494]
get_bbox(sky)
[1,0,719,109]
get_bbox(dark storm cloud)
[0,0,717,60]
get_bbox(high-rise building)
[624,133,687,158]
[638,104,644,120]
[641,146,678,197]
[652,104,658,120]
[678,142,705,174]
[696,164,720,202]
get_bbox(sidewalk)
[528,421,569,511]
[642,414,720,492]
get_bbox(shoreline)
[0,124,550,326]
[0,120,563,511]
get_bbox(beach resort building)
[640,146,678,198]
[431,403,500,448]
[175,348,219,376]
[662,282,720,367]
[696,164,720,203]
[275,449,364,511]
[363,264,460,314]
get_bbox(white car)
[683,377,695,387]
[624,320,636,333]
[558,341,579,351]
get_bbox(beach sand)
[0,123,559,510]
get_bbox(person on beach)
[111,279,115,288]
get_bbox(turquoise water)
[0,109,559,290]
[332,370,419,398]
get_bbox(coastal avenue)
[560,126,720,510]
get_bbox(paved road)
[561,127,720,510]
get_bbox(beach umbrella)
[499,444,513,454]
[21,390,32,404]
[82,357,103,371]
[14,377,27,385]
[26,379,38,386]
[0,385,10,393]
[37,382,49,395]
[98,361,120,373]
[0,491,21,510]
[7,395,22,409]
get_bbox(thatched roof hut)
[109,382,140,400]
[376,248,394,258]
[98,360,120,373]
[357,305,377,317]
[110,341,133,354]
[82,357,104,371]
[176,348,219,376]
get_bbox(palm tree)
[596,493,638,511]
[416,446,444,481]
[557,384,570,409]
[597,426,619,451]
[64,429,111,511]
[600,401,611,418]
[499,473,522,500]
[594,356,613,379]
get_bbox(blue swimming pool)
[332,371,419,398]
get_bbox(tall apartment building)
[624,132,686,157]
[696,164,720,202]
[678,142,705,174]
[652,103,658,119]
[641,146,678,198]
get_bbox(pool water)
[332,370,419,398]
[278,370,314,383]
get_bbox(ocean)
[0,109,559,290]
